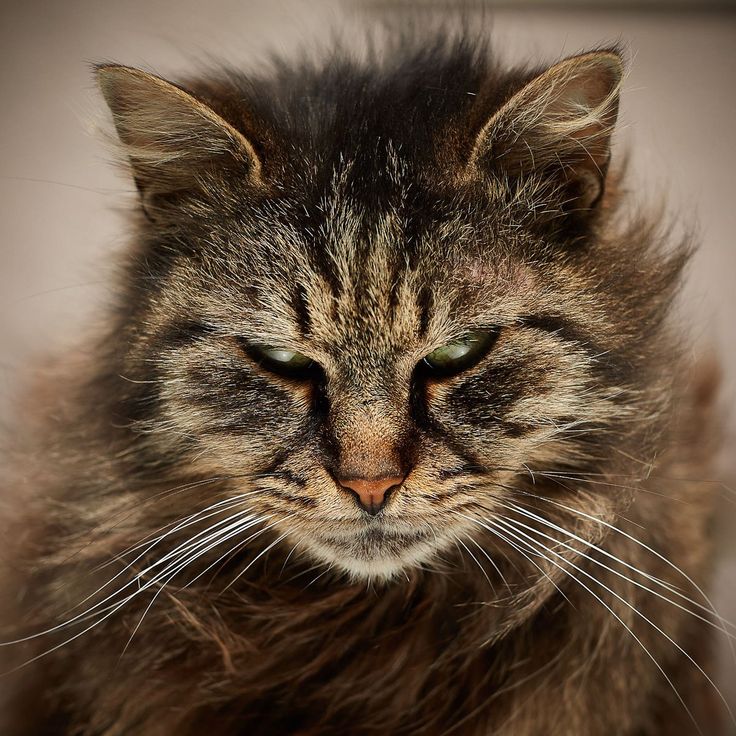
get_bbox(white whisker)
[484,515,706,736]
[501,501,736,641]
[453,535,495,594]
[496,515,735,730]
[455,512,572,606]
[510,491,736,634]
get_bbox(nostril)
[336,475,405,516]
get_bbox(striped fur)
[0,30,724,735]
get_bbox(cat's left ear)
[468,51,623,211]
[97,64,263,217]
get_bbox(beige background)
[1,0,735,719]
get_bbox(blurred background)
[1,0,735,721]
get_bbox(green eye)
[422,330,498,376]
[247,344,316,378]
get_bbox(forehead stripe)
[416,283,434,338]
[291,282,313,337]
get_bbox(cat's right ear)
[96,65,263,219]
[466,51,623,215]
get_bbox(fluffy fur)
[0,30,727,735]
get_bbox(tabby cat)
[0,31,729,735]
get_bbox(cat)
[0,29,730,735]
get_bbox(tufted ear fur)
[468,51,623,212]
[97,65,263,218]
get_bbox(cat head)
[98,38,684,582]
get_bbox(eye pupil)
[422,329,498,377]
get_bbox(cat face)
[121,192,625,581]
[100,47,682,581]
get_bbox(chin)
[304,522,450,583]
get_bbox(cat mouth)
[316,515,431,543]
[304,520,441,580]
[317,523,429,548]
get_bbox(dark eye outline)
[241,342,321,381]
[418,329,500,378]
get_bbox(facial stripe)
[416,282,434,338]
[519,313,628,382]
[290,283,313,337]
[519,314,601,357]
[160,319,217,348]
[260,488,317,509]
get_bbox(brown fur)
[0,30,727,735]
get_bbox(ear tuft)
[96,65,263,215]
[469,51,624,211]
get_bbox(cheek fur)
[151,344,315,468]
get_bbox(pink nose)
[337,475,405,516]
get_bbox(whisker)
[477,473,734,636]
[465,535,514,596]
[75,506,263,620]
[508,489,736,633]
[484,516,706,736]
[496,516,735,730]
[14,507,277,671]
[119,513,273,658]
[221,526,295,593]
[504,484,736,676]
[302,561,335,590]
[455,512,572,606]
[81,494,261,607]
[99,487,264,565]
[501,501,736,641]
[183,519,282,592]
[167,517,272,593]
[2,502,262,648]
[279,541,301,578]
[61,472,257,572]
[453,535,495,594]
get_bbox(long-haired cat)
[0,29,730,735]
